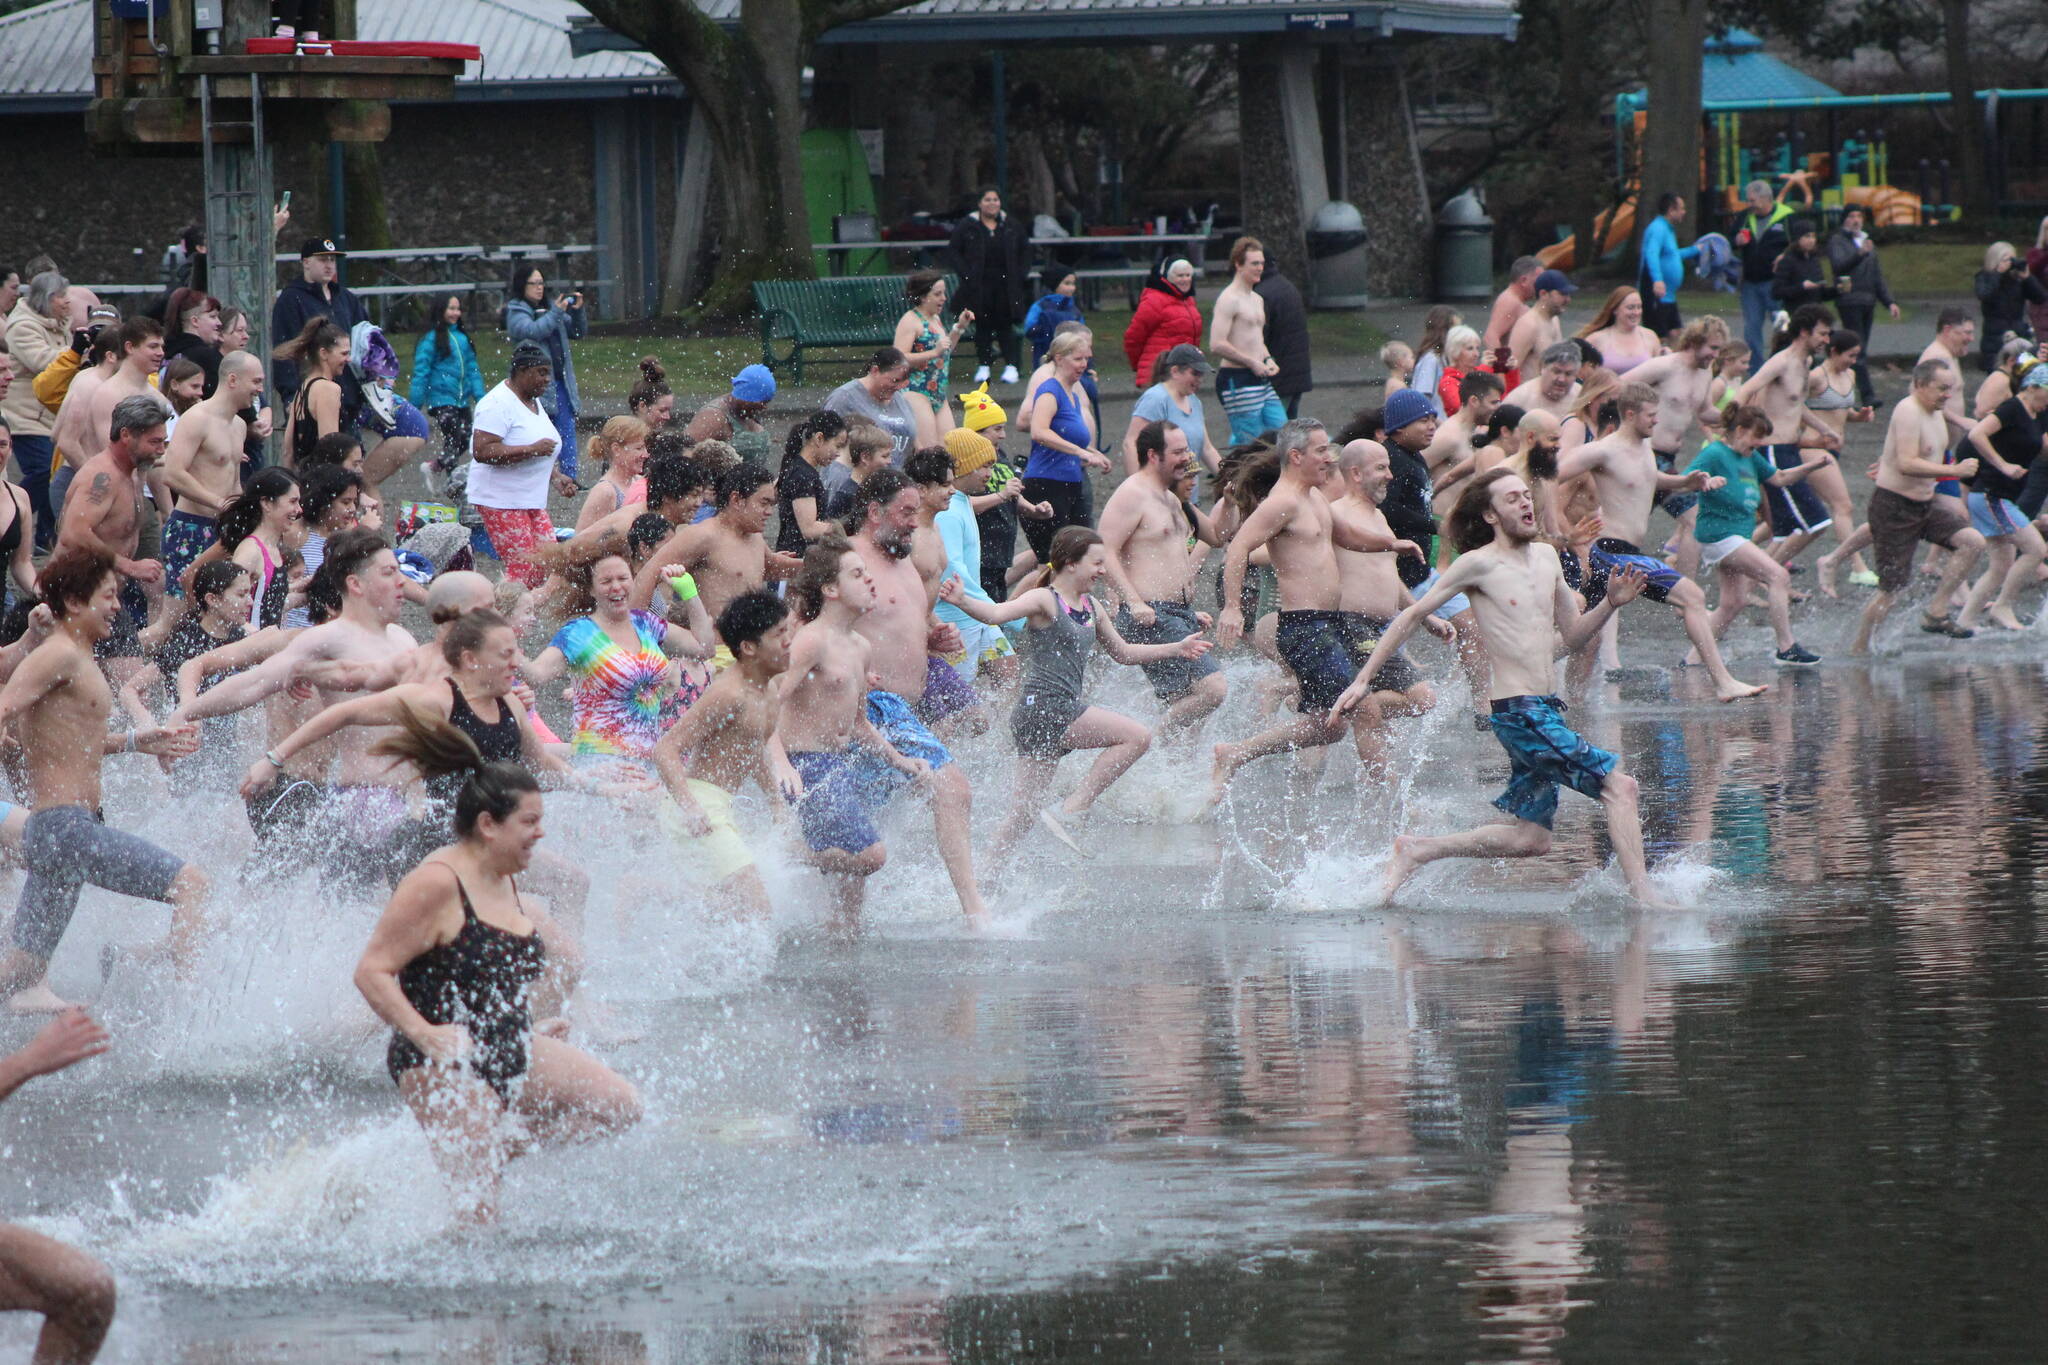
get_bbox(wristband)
[666,571,699,602]
[264,749,286,769]
[123,727,137,753]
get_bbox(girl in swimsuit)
[353,710,641,1226]
[1577,287,1663,375]
[217,467,303,630]
[1803,329,1878,586]
[276,317,350,469]
[938,526,1211,873]
[892,269,971,452]
[574,415,651,532]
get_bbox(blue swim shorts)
[1584,537,1684,608]
[1488,694,1618,830]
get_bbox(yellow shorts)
[656,779,755,886]
[711,643,736,673]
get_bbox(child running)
[938,525,1212,867]
[650,588,800,919]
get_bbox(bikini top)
[1807,373,1858,411]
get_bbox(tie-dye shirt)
[546,610,690,757]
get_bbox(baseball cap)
[1533,268,1576,295]
[1157,343,1211,375]
[299,237,345,259]
[731,363,776,404]
[1383,387,1436,433]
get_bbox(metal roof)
[573,0,1517,47]
[0,0,675,112]
[1700,28,1840,105]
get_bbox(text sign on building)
[1285,11,1355,28]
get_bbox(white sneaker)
[973,365,991,384]
[1001,365,1020,385]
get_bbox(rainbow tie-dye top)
[547,610,683,757]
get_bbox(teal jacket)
[408,327,487,411]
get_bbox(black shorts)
[1642,295,1682,337]
[1760,444,1832,539]
[1275,609,1421,714]
[1019,477,1090,562]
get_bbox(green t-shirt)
[1685,440,1772,545]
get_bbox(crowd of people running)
[0,196,2045,1356]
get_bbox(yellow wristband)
[666,571,699,602]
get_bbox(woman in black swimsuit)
[0,448,36,606]
[273,317,350,469]
[352,707,641,1226]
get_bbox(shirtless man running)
[58,396,169,686]
[844,471,990,923]
[1502,343,1582,421]
[1506,270,1576,380]
[1555,382,1767,700]
[1097,420,1228,740]
[81,319,169,466]
[1210,418,1422,802]
[162,351,261,592]
[1736,304,1841,565]
[1421,370,1504,514]
[1626,315,1727,578]
[777,535,930,926]
[629,462,797,649]
[1334,468,1668,907]
[0,546,203,1005]
[1209,237,1287,444]
[1849,360,1986,653]
[169,530,423,883]
[652,588,798,919]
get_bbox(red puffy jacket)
[1123,283,1203,388]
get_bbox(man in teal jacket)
[1638,192,1699,339]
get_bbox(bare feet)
[1629,884,1684,911]
[1378,835,1422,905]
[1815,551,1841,600]
[1207,742,1243,808]
[1715,679,1768,702]
[1989,608,2026,631]
[8,982,78,1014]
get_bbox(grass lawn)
[408,307,1389,408]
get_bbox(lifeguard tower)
[88,0,475,358]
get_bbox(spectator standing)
[269,237,366,405]
[503,261,587,480]
[1123,258,1202,390]
[824,348,922,466]
[468,345,564,588]
[1771,219,1845,324]
[408,292,487,485]
[1256,264,1313,419]
[1637,192,1698,337]
[1409,306,1461,420]
[1024,271,1084,370]
[949,188,1033,386]
[162,288,225,396]
[1826,207,1898,406]
[1733,178,1798,360]
[2,269,69,546]
[1974,241,2046,371]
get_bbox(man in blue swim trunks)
[1556,381,1767,702]
[1335,468,1675,908]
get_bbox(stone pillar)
[1235,36,1317,282]
[1341,55,1433,299]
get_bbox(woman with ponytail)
[216,467,302,628]
[774,408,848,555]
[937,525,1212,871]
[354,706,641,1226]
[626,355,674,431]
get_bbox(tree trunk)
[1637,0,1704,266]
[1938,0,1991,212]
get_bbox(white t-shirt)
[466,381,558,509]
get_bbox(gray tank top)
[1020,590,1096,705]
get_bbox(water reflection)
[12,664,2048,1362]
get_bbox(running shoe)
[1774,644,1821,666]
[974,365,991,384]
[1001,365,1020,385]
[1919,615,1975,639]
[1847,568,1880,587]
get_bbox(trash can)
[1435,190,1494,302]
[1305,201,1370,309]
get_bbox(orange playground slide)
[1536,198,1637,272]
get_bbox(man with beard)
[1334,469,1670,908]
[1626,315,1728,579]
[58,396,170,687]
[845,469,991,925]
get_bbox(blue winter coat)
[1024,292,1086,368]
[503,297,586,413]
[408,327,487,411]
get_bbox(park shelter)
[0,0,687,317]
[568,0,1520,300]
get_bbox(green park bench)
[753,274,957,383]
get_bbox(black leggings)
[1019,477,1090,561]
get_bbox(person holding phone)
[503,261,587,484]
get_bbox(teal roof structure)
[1701,29,1841,105]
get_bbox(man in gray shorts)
[1097,419,1229,740]
[0,547,203,1009]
